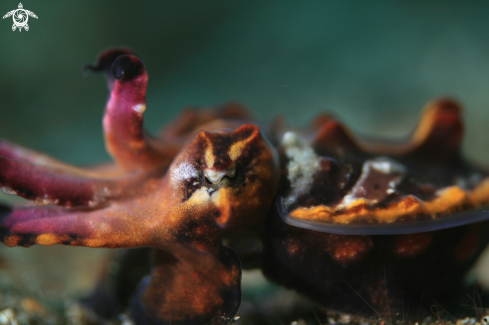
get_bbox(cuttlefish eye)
[111,54,145,81]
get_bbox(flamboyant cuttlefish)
[1,48,489,325]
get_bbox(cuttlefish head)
[168,124,279,232]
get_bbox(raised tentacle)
[0,202,159,248]
[0,155,151,207]
[131,245,241,325]
[85,50,177,172]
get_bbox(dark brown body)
[263,210,489,317]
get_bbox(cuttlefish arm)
[0,172,171,248]
[0,139,76,171]
[132,244,241,325]
[0,203,156,248]
[0,155,155,207]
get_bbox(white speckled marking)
[1,187,16,195]
[282,132,320,207]
[132,103,146,115]
[369,157,406,175]
[171,162,198,185]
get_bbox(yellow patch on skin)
[204,136,215,168]
[289,183,484,225]
[213,188,232,227]
[291,205,333,222]
[4,235,22,247]
[424,186,469,214]
[36,233,63,246]
[167,188,214,227]
[469,178,489,207]
[228,132,256,161]
[190,188,211,205]
[173,186,233,227]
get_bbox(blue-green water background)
[2,1,489,168]
[1,0,489,305]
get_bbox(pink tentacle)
[0,138,127,178]
[0,155,150,207]
[0,138,77,170]
[0,203,157,248]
